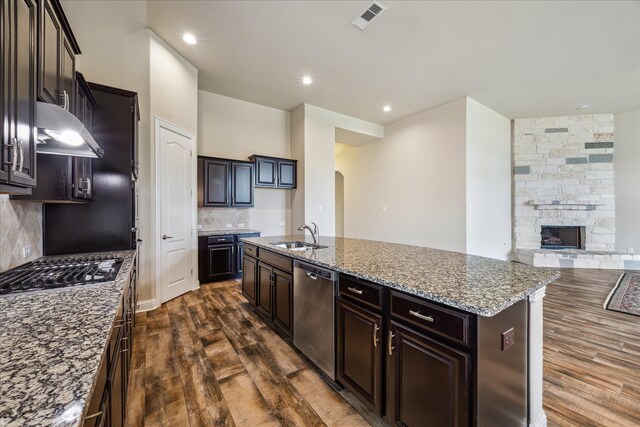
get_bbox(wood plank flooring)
[126,271,640,426]
[543,269,640,427]
[125,280,369,427]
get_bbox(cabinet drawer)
[390,291,470,347]
[339,275,383,311]
[243,243,259,258]
[259,249,292,273]
[208,235,234,244]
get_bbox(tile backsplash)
[0,195,43,271]
[198,207,250,230]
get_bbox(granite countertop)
[0,250,136,427]
[243,236,559,317]
[198,228,261,237]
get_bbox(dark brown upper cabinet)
[198,156,254,208]
[13,72,95,202]
[38,0,80,110]
[1,0,38,194]
[249,155,297,189]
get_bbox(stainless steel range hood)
[36,102,104,158]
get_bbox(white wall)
[336,98,468,251]
[293,104,384,237]
[466,98,512,260]
[614,109,640,254]
[198,91,292,236]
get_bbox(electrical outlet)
[196,224,203,230]
[226,223,232,228]
[627,247,635,254]
[238,223,245,228]
[501,328,515,351]
[23,246,32,259]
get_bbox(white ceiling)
[146,1,637,124]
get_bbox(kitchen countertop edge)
[242,237,560,317]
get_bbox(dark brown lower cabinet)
[272,268,293,335]
[256,261,293,337]
[241,255,257,304]
[207,244,235,280]
[109,337,124,427]
[388,321,470,427]
[337,297,384,415]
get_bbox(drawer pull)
[217,238,227,241]
[347,286,363,295]
[373,325,380,347]
[388,331,395,356]
[409,309,434,323]
[84,402,105,421]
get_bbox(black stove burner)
[0,255,124,296]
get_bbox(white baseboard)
[136,298,159,313]
[530,411,547,427]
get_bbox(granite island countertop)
[0,250,136,427]
[241,236,559,317]
[198,228,261,237]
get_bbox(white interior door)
[158,121,194,303]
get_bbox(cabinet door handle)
[347,286,363,295]
[388,331,395,356]
[84,177,92,195]
[84,402,106,421]
[373,325,380,347]
[409,309,434,323]
[9,138,18,171]
[232,195,235,205]
[17,139,24,173]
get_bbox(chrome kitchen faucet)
[297,222,319,245]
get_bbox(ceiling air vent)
[351,1,386,30]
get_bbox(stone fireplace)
[540,226,585,250]
[512,114,640,269]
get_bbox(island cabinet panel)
[337,297,384,415]
[241,255,257,304]
[257,262,273,318]
[388,321,470,427]
[391,291,470,347]
[272,268,293,336]
[248,252,294,338]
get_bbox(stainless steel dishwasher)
[293,260,337,379]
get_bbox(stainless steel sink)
[271,241,327,251]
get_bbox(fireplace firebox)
[540,226,585,250]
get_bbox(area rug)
[604,272,640,316]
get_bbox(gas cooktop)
[0,255,124,296]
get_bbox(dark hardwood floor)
[126,271,640,426]
[125,280,369,427]
[544,269,640,427]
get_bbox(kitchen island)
[0,250,137,427]
[241,236,559,427]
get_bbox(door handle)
[409,309,434,323]
[84,178,92,195]
[17,139,24,173]
[162,235,173,240]
[388,331,395,356]
[306,272,318,280]
[373,325,380,347]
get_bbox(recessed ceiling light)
[183,33,197,45]
[383,105,391,112]
[576,105,590,110]
[302,76,313,85]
